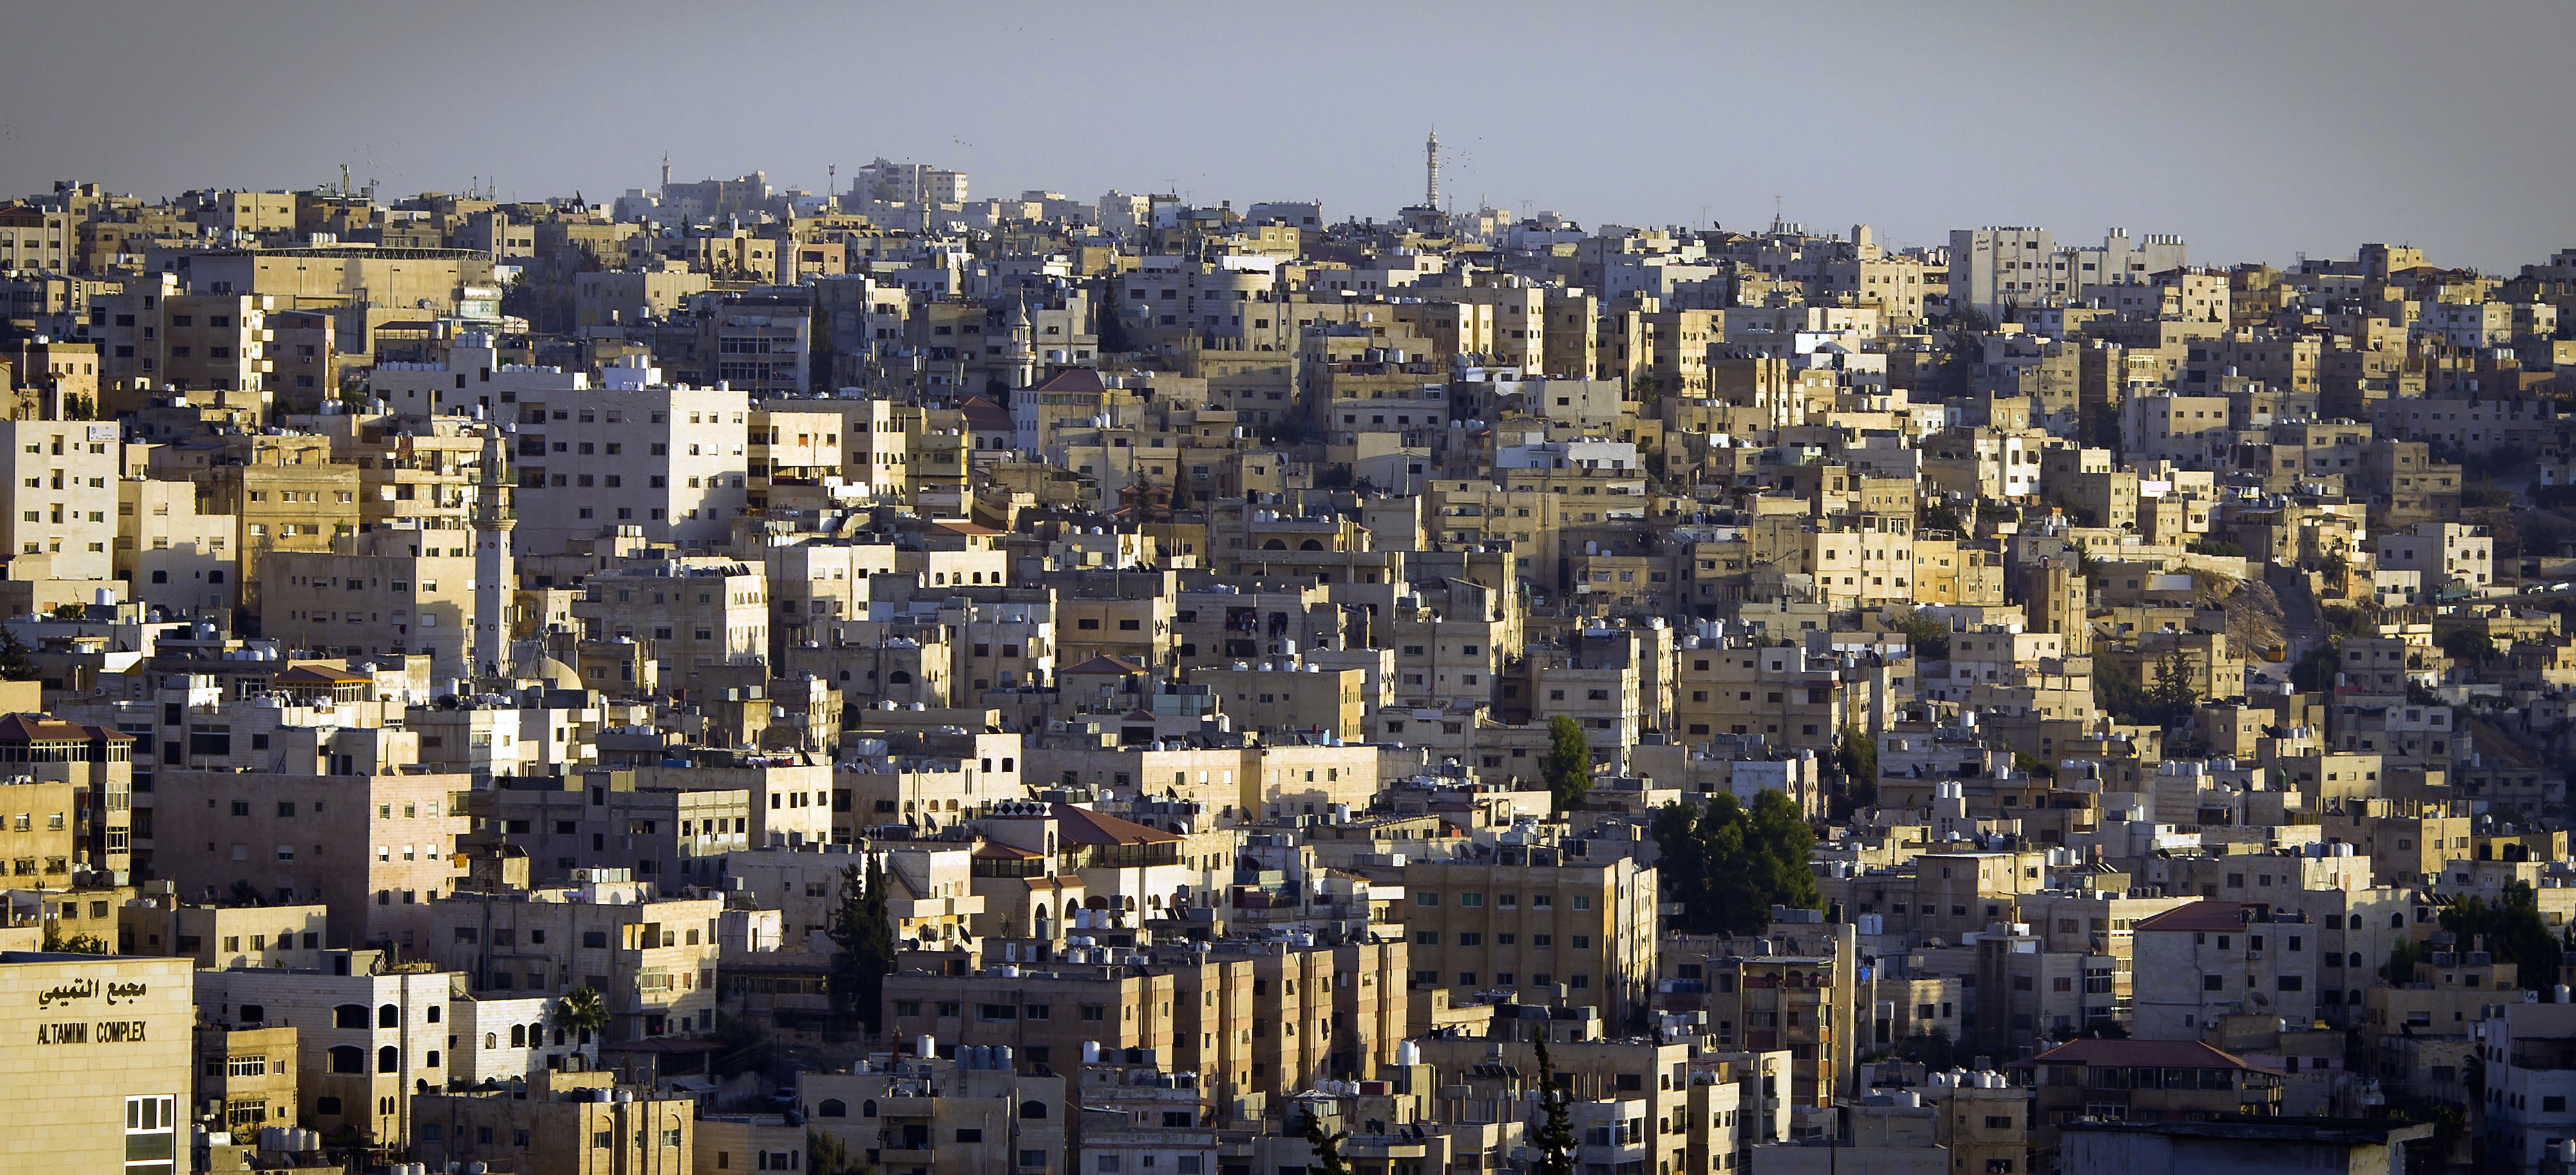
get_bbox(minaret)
[1425,128,1441,208]
[471,422,517,680]
[659,153,672,196]
[1005,294,1042,455]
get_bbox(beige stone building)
[422,872,722,1040]
[194,1021,297,1133]
[411,1069,694,1173]
[198,954,461,1147]
[153,768,469,950]
[0,951,196,1172]
[0,416,120,583]
[1400,846,1660,1021]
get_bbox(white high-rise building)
[510,356,750,555]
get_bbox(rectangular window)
[125,1094,176,1174]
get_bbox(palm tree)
[556,985,609,1047]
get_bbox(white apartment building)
[1,417,120,581]
[512,354,751,554]
[1951,227,2186,317]
[2374,521,2492,596]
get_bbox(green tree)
[1889,609,1951,660]
[829,859,898,1033]
[2381,937,2428,984]
[1829,726,1879,819]
[0,626,37,682]
[1300,1105,1352,1175]
[2441,881,2562,989]
[1542,716,1592,812]
[2289,644,2340,693]
[2146,651,2199,725]
[1529,1036,1575,1175]
[809,1127,861,1175]
[1891,1029,1973,1071]
[556,985,609,1045]
[41,924,104,953]
[2440,628,2497,664]
[1651,790,1819,934]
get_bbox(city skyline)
[3,0,2573,270]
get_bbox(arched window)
[552,1027,567,1046]
[1021,1100,1049,1120]
[1299,539,1324,551]
[510,1025,527,1048]
[378,1004,400,1028]
[862,1100,878,1118]
[889,671,912,684]
[485,1033,498,1050]
[333,1004,368,1029]
[1261,539,1287,550]
[327,1046,365,1073]
[2349,952,2363,968]
[819,1099,848,1118]
[378,1046,400,1073]
[426,1006,440,1024]
[2392,912,2406,928]
[2349,914,2363,930]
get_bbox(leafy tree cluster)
[2320,602,2378,639]
[2289,644,2340,693]
[41,924,104,953]
[0,627,37,682]
[1888,1029,1974,1070]
[828,859,899,1033]
[2382,937,2429,984]
[2439,627,2497,664]
[2440,881,2566,991]
[1889,609,1951,661]
[2094,651,2199,727]
[1918,499,1964,535]
[1827,725,1879,821]
[1651,790,1821,935]
[1542,716,1593,812]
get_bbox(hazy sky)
[5,0,2570,271]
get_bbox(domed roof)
[512,655,583,691]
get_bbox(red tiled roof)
[957,397,1012,432]
[277,665,371,685]
[0,714,131,742]
[2016,1037,2259,1071]
[1029,367,1108,394]
[1061,654,1145,676]
[2133,901,2246,933]
[1052,802,1180,846]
